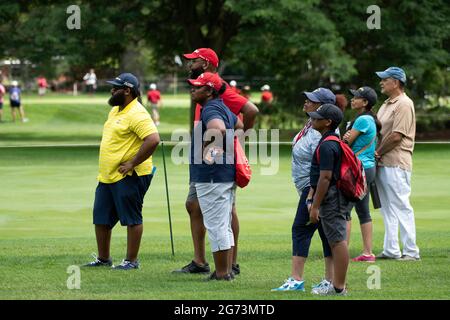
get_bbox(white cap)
[12,80,18,86]
[261,84,270,91]
[149,83,157,90]
[230,80,237,87]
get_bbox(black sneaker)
[205,271,234,281]
[172,260,210,274]
[82,253,113,267]
[232,264,240,275]
[112,259,140,270]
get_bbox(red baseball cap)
[187,72,223,92]
[183,48,219,68]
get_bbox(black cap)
[308,104,343,126]
[349,86,377,107]
[106,73,140,89]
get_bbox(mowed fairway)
[0,93,449,300]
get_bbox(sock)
[334,286,344,293]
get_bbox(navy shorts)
[93,172,153,228]
[10,101,20,108]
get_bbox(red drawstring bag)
[234,136,252,188]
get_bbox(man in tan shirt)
[374,67,420,261]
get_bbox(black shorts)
[93,172,153,228]
[319,185,351,244]
[10,101,20,108]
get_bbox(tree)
[320,0,450,103]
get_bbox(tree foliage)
[1,0,448,110]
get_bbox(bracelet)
[306,199,313,205]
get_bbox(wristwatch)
[306,199,313,205]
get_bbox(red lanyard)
[293,119,312,145]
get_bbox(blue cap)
[376,67,406,84]
[106,73,140,89]
[303,87,336,104]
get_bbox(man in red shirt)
[147,83,162,126]
[260,84,273,104]
[37,75,48,96]
[173,48,259,276]
[229,80,241,95]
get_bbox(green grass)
[0,94,449,300]
[0,93,190,146]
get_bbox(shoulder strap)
[315,135,340,161]
[355,135,376,156]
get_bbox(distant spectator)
[229,80,241,95]
[9,81,28,123]
[37,75,48,96]
[259,84,274,120]
[83,68,97,95]
[260,84,273,104]
[241,85,251,100]
[0,78,5,122]
[147,83,162,126]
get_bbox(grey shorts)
[192,182,236,252]
[319,185,351,244]
[187,182,236,205]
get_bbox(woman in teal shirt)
[343,86,381,262]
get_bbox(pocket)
[319,186,339,219]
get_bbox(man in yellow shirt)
[83,73,160,270]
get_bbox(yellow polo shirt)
[98,98,158,183]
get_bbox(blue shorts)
[93,172,153,228]
[10,100,20,108]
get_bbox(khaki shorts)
[187,182,236,205]
[192,182,236,252]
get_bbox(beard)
[108,90,125,107]
[189,66,204,79]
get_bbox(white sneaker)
[314,285,347,296]
[311,279,332,295]
[22,118,29,123]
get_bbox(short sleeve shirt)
[190,98,237,183]
[98,98,158,183]
[377,93,415,171]
[292,124,340,192]
[261,91,273,103]
[0,84,5,103]
[351,115,377,169]
[310,132,341,188]
[9,87,21,103]
[147,90,161,104]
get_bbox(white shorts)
[193,182,235,253]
